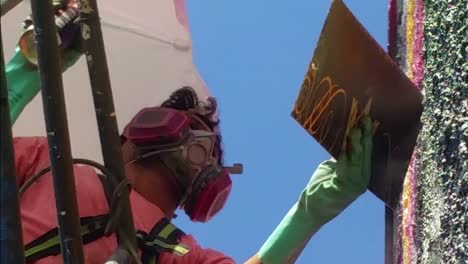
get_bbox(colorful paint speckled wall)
[388,0,467,263]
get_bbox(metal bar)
[0,0,23,17]
[29,0,84,263]
[77,0,138,258]
[0,27,26,264]
[386,1,399,262]
[385,206,394,264]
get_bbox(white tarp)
[2,0,213,163]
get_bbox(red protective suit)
[15,136,234,264]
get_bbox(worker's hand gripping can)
[19,0,80,66]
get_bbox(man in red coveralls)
[5,2,374,263]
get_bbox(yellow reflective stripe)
[146,240,190,256]
[25,236,60,257]
[25,223,103,257]
[158,223,176,239]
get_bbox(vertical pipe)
[386,1,398,263]
[385,206,394,264]
[77,0,138,256]
[0,0,23,16]
[30,0,84,262]
[0,28,26,264]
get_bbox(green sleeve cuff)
[6,46,82,125]
[258,160,362,264]
[6,46,40,124]
[258,203,320,264]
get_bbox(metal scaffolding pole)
[0,0,23,16]
[78,0,138,261]
[0,26,26,264]
[29,0,84,262]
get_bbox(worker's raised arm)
[6,4,82,125]
[6,46,81,125]
[246,116,373,264]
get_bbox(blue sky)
[174,1,389,263]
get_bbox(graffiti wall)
[389,0,467,263]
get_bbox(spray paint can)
[19,6,80,66]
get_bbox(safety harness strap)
[23,172,190,263]
[23,216,190,263]
[96,173,191,261]
[137,218,191,264]
[24,214,109,262]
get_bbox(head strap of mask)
[122,106,243,222]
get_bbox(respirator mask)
[122,106,242,222]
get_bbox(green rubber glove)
[258,116,373,264]
[6,45,82,124]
